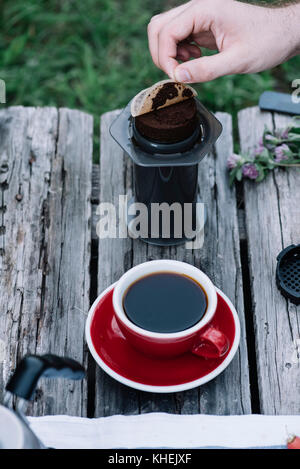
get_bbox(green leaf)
[289,127,300,135]
[256,155,270,164]
[287,132,300,142]
[256,165,266,182]
[236,168,243,181]
[229,170,236,187]
[267,161,275,170]
[261,148,269,158]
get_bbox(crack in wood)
[272,172,284,249]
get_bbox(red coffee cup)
[112,260,229,359]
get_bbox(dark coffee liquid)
[123,272,207,333]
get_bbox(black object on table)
[276,244,300,305]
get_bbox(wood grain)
[95,110,251,416]
[0,107,93,416]
[238,106,300,414]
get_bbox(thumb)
[173,51,236,83]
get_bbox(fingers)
[156,4,211,78]
[148,2,192,72]
[177,42,202,61]
[193,31,218,50]
[148,1,235,83]
[174,50,237,83]
[176,48,189,62]
[177,44,202,62]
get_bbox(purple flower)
[227,153,242,169]
[264,133,278,150]
[274,144,289,162]
[242,163,259,180]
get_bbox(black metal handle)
[6,354,85,401]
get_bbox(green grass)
[0,0,299,159]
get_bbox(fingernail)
[174,67,192,83]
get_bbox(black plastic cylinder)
[132,123,198,243]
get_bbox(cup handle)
[191,325,229,358]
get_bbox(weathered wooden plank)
[0,106,57,407]
[195,112,250,415]
[95,110,251,416]
[0,106,93,416]
[238,106,300,414]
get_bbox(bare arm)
[147,0,300,83]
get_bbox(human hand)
[147,0,300,83]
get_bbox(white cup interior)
[112,260,217,339]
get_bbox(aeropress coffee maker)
[110,83,222,246]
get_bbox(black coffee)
[123,272,207,333]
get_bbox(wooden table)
[0,105,299,417]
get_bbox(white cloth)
[28,413,300,449]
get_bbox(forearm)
[286,2,300,56]
[246,0,300,6]
[240,1,300,65]
[273,1,300,58]
[244,0,300,57]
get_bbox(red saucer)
[86,285,240,392]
